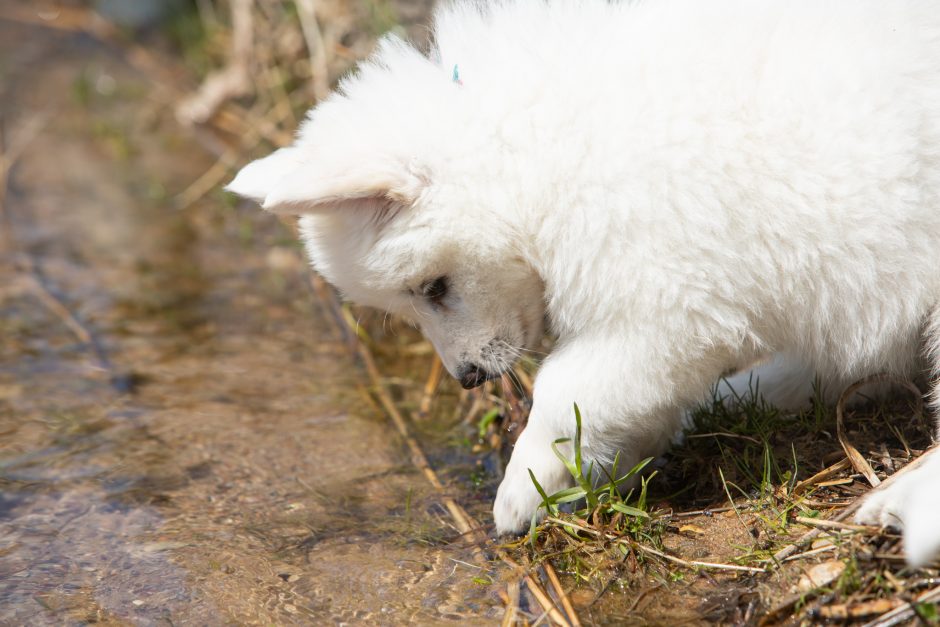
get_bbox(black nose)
[457,363,491,389]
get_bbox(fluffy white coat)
[228,0,940,566]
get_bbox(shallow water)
[0,19,502,624]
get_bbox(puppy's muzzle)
[456,363,499,390]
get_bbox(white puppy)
[228,0,940,566]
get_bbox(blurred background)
[0,1,537,623]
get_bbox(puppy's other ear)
[225,147,303,203]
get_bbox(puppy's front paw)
[493,469,547,535]
[493,431,571,535]
[855,454,940,567]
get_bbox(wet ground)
[0,17,503,625]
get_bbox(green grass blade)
[551,439,580,479]
[528,468,554,511]
[528,511,539,547]
[573,403,584,477]
[552,488,589,505]
[610,502,650,518]
[477,407,500,439]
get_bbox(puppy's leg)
[855,307,940,566]
[494,337,684,534]
[492,405,574,535]
[717,353,821,411]
[493,345,580,535]
[855,447,940,566]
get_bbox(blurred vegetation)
[160,0,430,130]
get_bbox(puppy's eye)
[421,276,449,304]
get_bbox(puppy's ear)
[225,147,303,204]
[261,157,426,214]
[226,148,426,215]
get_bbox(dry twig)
[861,583,940,627]
[416,356,443,420]
[544,516,766,574]
[501,579,521,627]
[792,516,881,534]
[501,555,572,627]
[792,458,852,496]
[294,0,332,101]
[176,0,254,125]
[543,561,582,627]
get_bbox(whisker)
[409,300,427,322]
[498,338,548,360]
[506,366,528,398]
[514,345,550,357]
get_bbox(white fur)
[228,0,940,566]
[856,449,940,568]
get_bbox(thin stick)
[627,582,663,613]
[543,516,766,574]
[501,579,520,627]
[543,561,582,627]
[792,458,852,496]
[176,0,253,124]
[177,103,292,210]
[294,0,332,101]
[176,146,244,209]
[780,544,838,563]
[501,555,571,627]
[305,272,349,344]
[792,516,881,533]
[25,272,93,345]
[416,356,443,420]
[463,390,486,427]
[174,99,295,209]
[861,583,940,627]
[632,542,767,574]
[670,506,738,518]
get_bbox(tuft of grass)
[526,404,656,546]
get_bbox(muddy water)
[0,21,502,625]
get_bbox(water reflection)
[1,488,200,624]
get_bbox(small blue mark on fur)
[452,64,463,86]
